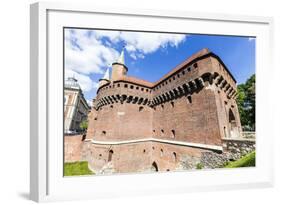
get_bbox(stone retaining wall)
[199,138,255,169]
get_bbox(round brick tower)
[111,48,128,81]
[83,48,242,174]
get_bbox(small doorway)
[229,109,239,138]
[151,161,158,172]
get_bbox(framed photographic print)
[30,2,274,202]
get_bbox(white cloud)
[64,29,187,97]
[65,29,120,75]
[65,69,98,93]
[121,32,186,55]
[86,99,92,107]
[248,37,255,42]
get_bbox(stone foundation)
[199,138,256,169]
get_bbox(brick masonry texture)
[64,134,84,162]
[64,48,247,174]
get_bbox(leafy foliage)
[236,74,255,131]
[79,119,88,132]
[196,163,204,169]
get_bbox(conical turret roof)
[102,67,110,81]
[116,48,125,65]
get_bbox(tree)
[236,74,255,131]
[79,119,88,133]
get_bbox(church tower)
[98,67,110,88]
[111,48,128,81]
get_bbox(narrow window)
[177,74,180,78]
[130,85,134,89]
[182,70,185,75]
[160,149,164,157]
[94,117,97,120]
[102,131,106,135]
[110,105,113,108]
[173,152,177,162]
[187,67,191,72]
[173,76,175,80]
[193,63,198,68]
[108,150,113,162]
[136,87,139,90]
[146,89,149,92]
[141,88,144,91]
[171,130,175,138]
[171,101,174,108]
[117,84,120,87]
[139,106,144,112]
[143,149,146,153]
[124,84,128,88]
[161,129,164,134]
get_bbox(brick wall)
[64,134,84,162]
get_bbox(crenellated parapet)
[93,81,152,110]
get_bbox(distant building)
[64,77,90,134]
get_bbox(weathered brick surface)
[81,141,209,173]
[69,49,243,173]
[64,134,84,162]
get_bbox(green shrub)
[224,151,255,168]
[196,163,204,169]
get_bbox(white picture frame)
[30,2,274,202]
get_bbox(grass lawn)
[224,151,255,168]
[64,161,94,176]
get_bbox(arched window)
[139,106,144,112]
[160,149,164,157]
[229,109,239,138]
[173,152,177,162]
[151,161,158,172]
[171,130,175,138]
[108,150,113,162]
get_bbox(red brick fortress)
[83,48,242,173]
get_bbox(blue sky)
[64,29,255,105]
